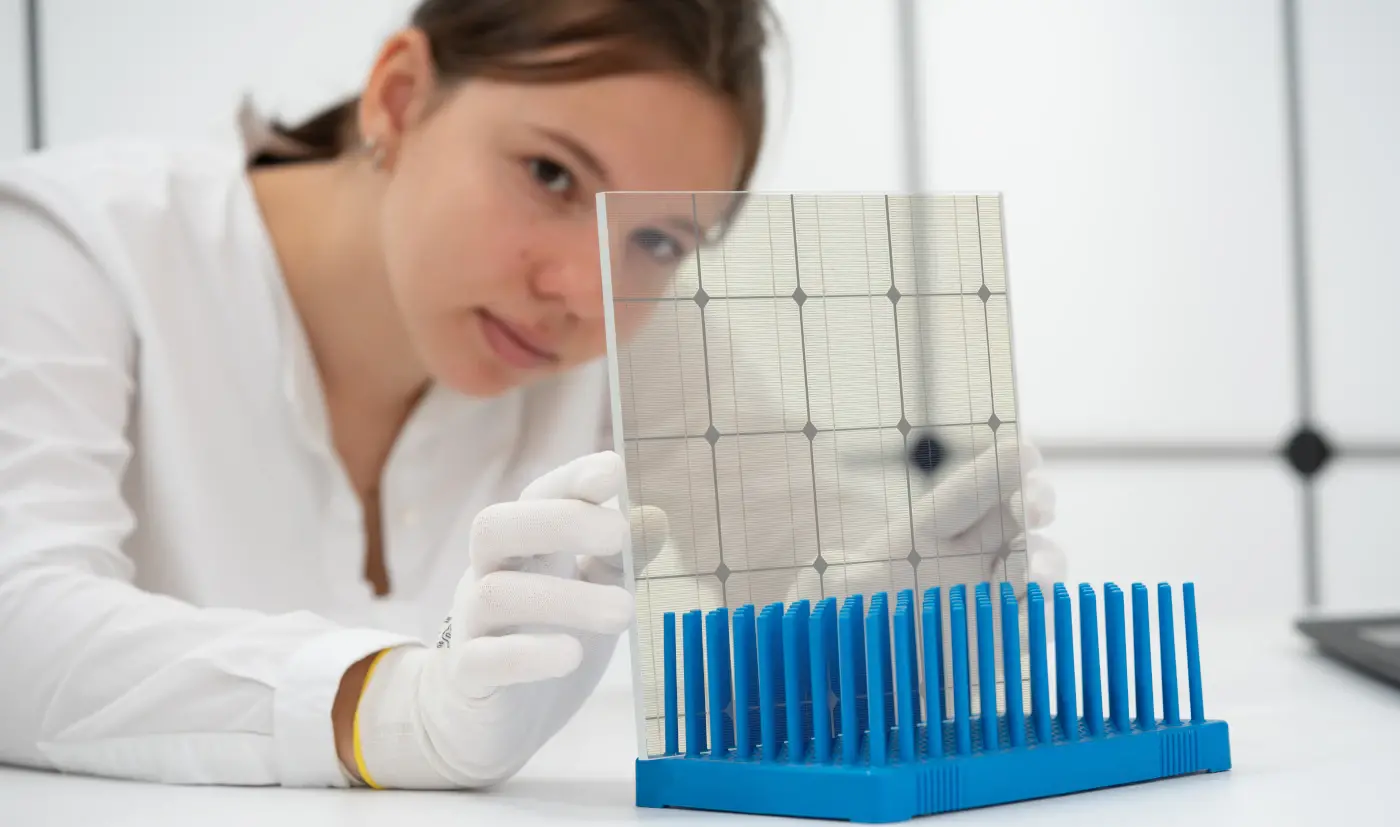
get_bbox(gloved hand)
[350,451,638,789]
[909,435,1066,592]
[636,435,1065,603]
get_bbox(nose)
[530,224,605,320]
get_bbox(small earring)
[362,136,387,170]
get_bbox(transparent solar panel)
[597,191,1031,759]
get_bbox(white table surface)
[4,619,1397,826]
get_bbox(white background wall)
[0,0,26,159]
[1297,1,1400,613]
[915,0,1302,630]
[0,1,1395,687]
[36,0,417,147]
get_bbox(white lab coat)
[0,131,613,786]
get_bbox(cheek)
[381,176,524,311]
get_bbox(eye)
[631,227,685,263]
[528,157,574,196]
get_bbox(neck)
[249,159,431,413]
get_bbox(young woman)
[0,0,1063,792]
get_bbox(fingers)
[630,504,670,550]
[1019,437,1044,473]
[629,504,672,570]
[1023,471,1057,529]
[1028,532,1068,588]
[519,451,625,504]
[916,444,1002,540]
[463,569,634,637]
[911,435,1058,542]
[470,498,629,572]
[454,633,585,688]
[575,503,674,586]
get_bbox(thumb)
[520,451,625,504]
[629,504,671,572]
[1028,532,1067,591]
[579,504,671,585]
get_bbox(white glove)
[911,435,1066,591]
[351,451,636,789]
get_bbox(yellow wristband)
[351,649,393,790]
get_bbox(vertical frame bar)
[596,193,648,759]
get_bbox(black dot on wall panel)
[1283,425,1333,478]
[908,434,946,475]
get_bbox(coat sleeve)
[0,193,414,786]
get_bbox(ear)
[356,27,440,170]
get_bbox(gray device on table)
[1297,614,1400,688]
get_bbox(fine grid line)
[766,200,801,573]
[975,196,1008,582]
[615,288,1001,303]
[663,227,702,594]
[991,194,1031,603]
[886,197,909,420]
[601,201,658,752]
[719,221,752,590]
[952,202,977,556]
[618,338,646,701]
[635,207,700,598]
[863,199,897,576]
[814,198,851,596]
[791,195,826,599]
[888,196,919,583]
[911,197,943,591]
[658,212,693,738]
[976,208,1015,699]
[638,548,1003,586]
[624,417,1019,443]
[692,194,727,583]
[621,339,662,729]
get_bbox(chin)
[415,314,516,398]
[434,360,521,398]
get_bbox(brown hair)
[258,0,775,191]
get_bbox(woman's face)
[369,47,746,398]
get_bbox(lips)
[475,309,559,370]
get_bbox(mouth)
[474,309,560,370]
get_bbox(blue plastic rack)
[634,581,1231,822]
